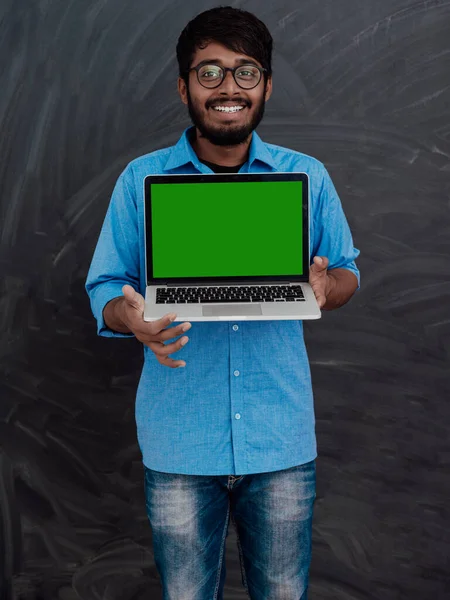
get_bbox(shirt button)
[235,413,241,420]
[232,324,239,331]
[234,370,240,377]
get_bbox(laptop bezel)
[143,172,310,286]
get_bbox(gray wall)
[1,0,449,598]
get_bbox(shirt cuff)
[90,283,136,338]
[337,264,360,290]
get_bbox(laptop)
[143,172,321,322]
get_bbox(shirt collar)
[247,128,278,171]
[163,126,278,172]
[163,127,201,171]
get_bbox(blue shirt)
[85,126,360,476]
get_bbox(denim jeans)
[143,459,316,600]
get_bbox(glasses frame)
[188,63,267,90]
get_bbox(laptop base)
[143,283,321,322]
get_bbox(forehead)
[191,41,261,67]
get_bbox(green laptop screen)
[150,181,303,278]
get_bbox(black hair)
[176,6,273,85]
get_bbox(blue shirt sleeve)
[85,166,139,337]
[311,165,360,288]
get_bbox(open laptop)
[143,172,321,322]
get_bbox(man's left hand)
[309,255,334,309]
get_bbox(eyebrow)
[193,58,260,69]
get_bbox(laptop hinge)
[163,280,294,287]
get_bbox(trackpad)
[203,304,263,317]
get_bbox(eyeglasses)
[188,63,267,89]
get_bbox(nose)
[218,69,240,94]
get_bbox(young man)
[86,6,360,600]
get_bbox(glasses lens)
[197,65,223,87]
[235,65,261,88]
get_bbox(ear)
[264,75,273,102]
[178,76,189,105]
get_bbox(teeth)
[213,105,245,113]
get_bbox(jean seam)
[213,499,230,600]
[230,512,251,598]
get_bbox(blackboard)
[1,1,449,598]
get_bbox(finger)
[148,335,189,358]
[311,256,329,272]
[158,321,191,342]
[311,283,326,308]
[172,360,187,368]
[312,290,326,308]
[148,311,178,334]
[122,284,145,311]
[151,353,186,368]
[316,294,326,308]
[160,356,186,368]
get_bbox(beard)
[186,84,267,146]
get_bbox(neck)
[191,127,251,166]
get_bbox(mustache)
[206,98,251,108]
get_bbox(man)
[86,6,360,599]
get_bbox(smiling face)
[178,41,272,146]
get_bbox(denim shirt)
[85,126,360,475]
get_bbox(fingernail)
[169,313,176,321]
[177,363,186,368]
[182,323,191,332]
[181,337,188,346]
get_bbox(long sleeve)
[311,166,360,287]
[85,166,140,337]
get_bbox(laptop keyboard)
[156,285,305,304]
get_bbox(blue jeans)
[143,459,316,599]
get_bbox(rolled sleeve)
[89,283,135,338]
[85,167,140,337]
[312,166,360,289]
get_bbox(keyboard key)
[157,284,305,304]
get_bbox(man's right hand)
[106,284,191,368]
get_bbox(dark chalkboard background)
[1,1,449,598]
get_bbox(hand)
[119,285,191,368]
[309,256,334,309]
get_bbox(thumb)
[122,284,144,311]
[311,256,328,272]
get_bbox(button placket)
[229,320,245,472]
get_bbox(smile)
[212,105,245,113]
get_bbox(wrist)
[104,296,131,333]
[325,272,337,298]
[114,297,129,330]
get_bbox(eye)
[236,66,259,80]
[198,65,222,79]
